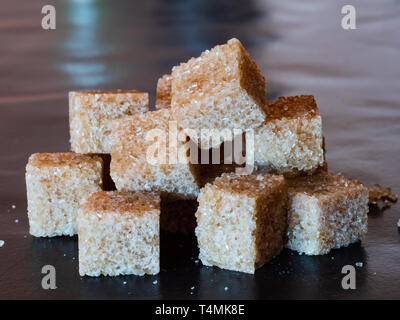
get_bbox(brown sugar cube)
[155,74,172,110]
[286,171,368,255]
[78,191,160,276]
[69,90,149,153]
[171,38,267,148]
[111,108,201,199]
[254,95,324,177]
[195,174,288,274]
[25,152,103,237]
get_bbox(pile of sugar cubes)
[25,39,368,276]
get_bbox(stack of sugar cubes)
[26,39,368,276]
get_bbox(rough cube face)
[254,95,324,177]
[195,174,287,274]
[171,38,267,148]
[69,90,149,153]
[78,191,160,276]
[26,152,103,237]
[111,108,201,199]
[155,74,172,110]
[286,171,368,255]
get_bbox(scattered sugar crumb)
[190,286,195,290]
[224,286,229,291]
[368,184,398,210]
[397,219,400,228]
[11,205,16,209]
[0,240,4,247]
[15,219,19,223]
[153,280,158,285]
[194,259,199,264]
[123,281,127,285]
[355,262,363,267]
[190,292,194,295]
[23,235,27,238]
[63,254,66,257]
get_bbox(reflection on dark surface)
[198,265,256,299]
[53,0,275,99]
[159,232,200,299]
[30,237,79,299]
[255,244,368,299]
[57,0,109,87]
[152,0,264,53]
[0,0,399,299]
[25,231,369,299]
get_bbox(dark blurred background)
[0,0,399,299]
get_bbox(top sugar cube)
[69,90,149,153]
[171,38,267,148]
